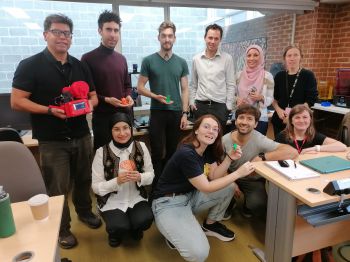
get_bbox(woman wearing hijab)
[91,112,154,247]
[233,44,274,135]
[272,44,318,137]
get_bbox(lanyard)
[286,68,302,107]
[294,138,306,154]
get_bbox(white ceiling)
[54,0,350,11]
[320,0,350,3]
[115,0,319,11]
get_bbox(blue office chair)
[0,127,23,143]
[0,141,46,202]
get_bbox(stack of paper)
[265,160,320,180]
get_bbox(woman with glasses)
[152,114,254,262]
[272,44,318,137]
[91,112,154,247]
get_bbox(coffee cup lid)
[28,194,49,206]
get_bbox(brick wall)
[264,13,294,71]
[295,5,336,83]
[328,4,350,82]
[224,3,350,86]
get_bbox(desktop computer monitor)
[0,93,31,131]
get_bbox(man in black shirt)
[11,14,101,249]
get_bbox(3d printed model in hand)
[49,81,91,118]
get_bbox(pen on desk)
[294,161,297,169]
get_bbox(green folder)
[299,156,350,174]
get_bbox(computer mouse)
[278,160,289,168]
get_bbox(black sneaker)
[222,199,237,221]
[131,230,143,241]
[78,212,102,229]
[241,205,253,218]
[59,230,78,249]
[165,238,176,250]
[202,221,235,241]
[61,258,72,262]
[108,235,122,248]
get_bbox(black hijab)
[109,112,133,149]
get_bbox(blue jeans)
[256,121,268,136]
[152,185,233,262]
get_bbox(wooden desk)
[253,150,350,262]
[21,131,38,148]
[0,195,64,262]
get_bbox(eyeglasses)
[201,123,219,133]
[48,29,72,38]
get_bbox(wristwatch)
[182,111,190,116]
[258,152,266,161]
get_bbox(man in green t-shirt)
[137,21,189,187]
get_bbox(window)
[170,7,264,74]
[119,5,164,73]
[0,0,111,93]
[119,5,164,106]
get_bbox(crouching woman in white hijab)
[92,112,154,247]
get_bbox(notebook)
[265,160,319,180]
[299,156,350,174]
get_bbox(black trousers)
[100,201,153,238]
[149,110,182,187]
[236,178,267,218]
[193,101,228,133]
[92,109,131,151]
[271,112,286,138]
[38,135,93,235]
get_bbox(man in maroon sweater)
[81,10,133,150]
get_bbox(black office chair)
[0,141,46,202]
[0,127,23,143]
[337,112,350,146]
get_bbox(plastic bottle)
[0,185,16,237]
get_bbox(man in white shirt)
[190,24,235,132]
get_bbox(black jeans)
[236,177,267,218]
[271,112,286,138]
[149,110,182,187]
[193,101,228,133]
[38,134,93,235]
[100,201,153,239]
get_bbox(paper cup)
[28,194,49,221]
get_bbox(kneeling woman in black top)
[92,113,154,247]
[275,104,346,153]
[152,114,254,262]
